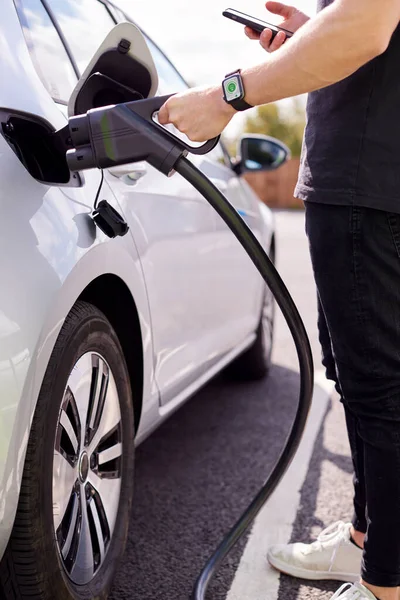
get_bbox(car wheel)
[228,240,275,381]
[0,301,134,600]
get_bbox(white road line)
[226,369,334,600]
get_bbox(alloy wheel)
[52,352,122,585]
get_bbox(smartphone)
[223,8,293,39]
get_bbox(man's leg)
[343,406,367,549]
[317,295,367,547]
[267,293,366,582]
[305,202,400,599]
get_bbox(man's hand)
[158,86,235,143]
[245,1,309,52]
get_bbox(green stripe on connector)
[100,113,115,160]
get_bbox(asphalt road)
[110,210,353,600]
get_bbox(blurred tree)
[243,99,306,157]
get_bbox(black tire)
[0,301,135,600]
[228,240,275,381]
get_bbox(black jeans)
[305,201,400,587]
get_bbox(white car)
[0,2,289,599]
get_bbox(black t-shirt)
[295,0,400,213]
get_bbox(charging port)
[0,109,81,186]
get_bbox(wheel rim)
[262,283,275,360]
[52,352,123,585]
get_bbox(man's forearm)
[158,0,400,142]
[242,0,399,107]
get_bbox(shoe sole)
[267,553,359,583]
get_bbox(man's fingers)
[259,28,273,50]
[268,29,287,51]
[244,26,261,39]
[265,1,293,18]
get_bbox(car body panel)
[106,154,267,407]
[0,0,275,561]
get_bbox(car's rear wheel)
[0,301,134,600]
[228,240,275,381]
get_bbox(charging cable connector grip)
[66,94,220,176]
[130,95,220,155]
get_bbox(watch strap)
[230,98,253,111]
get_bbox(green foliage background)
[243,99,306,158]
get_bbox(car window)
[144,38,188,95]
[107,4,126,22]
[46,0,116,74]
[15,0,78,103]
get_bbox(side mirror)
[235,134,291,174]
[68,23,158,117]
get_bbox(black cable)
[94,169,104,210]
[174,156,314,600]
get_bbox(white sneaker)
[331,582,376,600]
[267,521,362,582]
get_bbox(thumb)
[265,1,293,18]
[158,103,170,125]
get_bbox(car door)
[143,38,264,364]
[136,40,265,398]
[109,29,264,402]
[195,142,264,366]
[110,46,230,406]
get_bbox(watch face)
[223,75,243,102]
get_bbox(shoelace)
[307,521,351,572]
[315,521,349,545]
[331,583,365,600]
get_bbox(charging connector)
[67,94,219,177]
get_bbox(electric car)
[0,1,289,598]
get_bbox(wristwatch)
[222,69,253,112]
